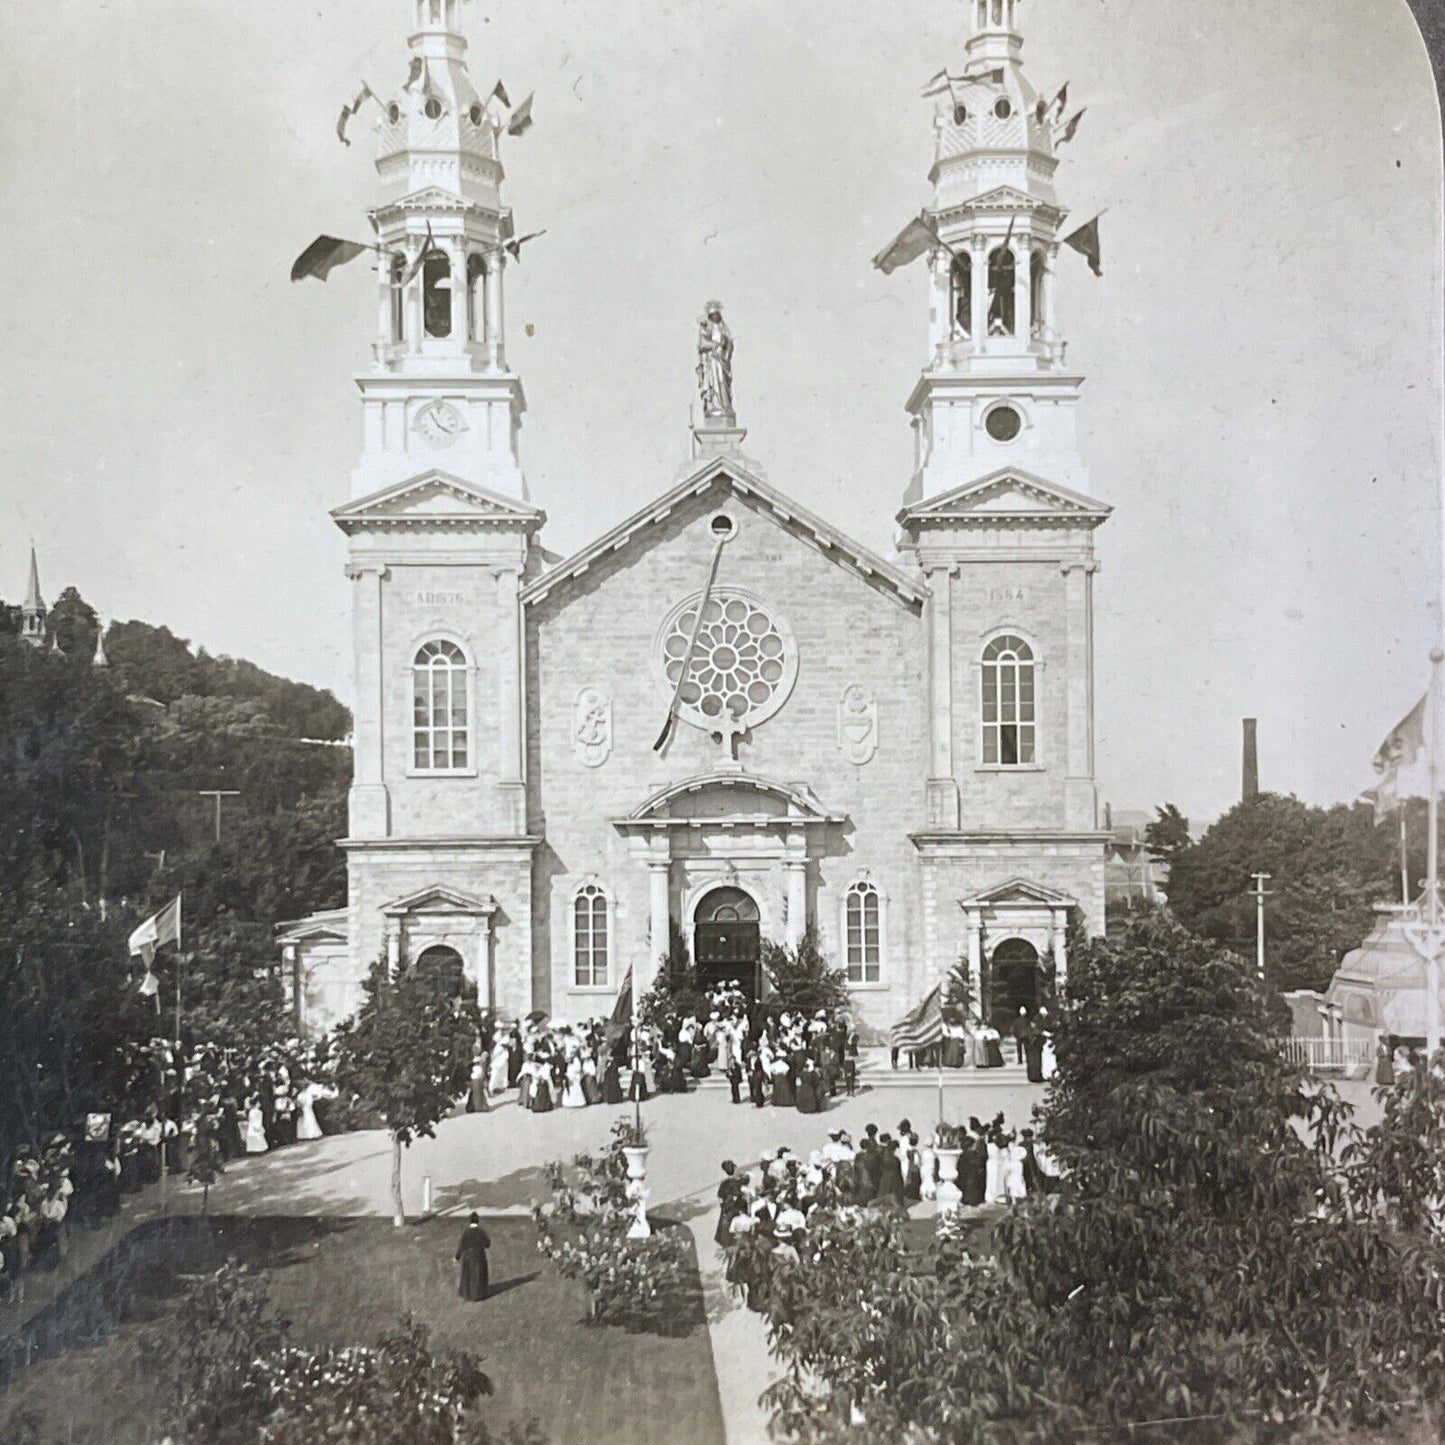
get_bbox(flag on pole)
[1056,108,1087,145]
[401,222,446,287]
[506,93,534,136]
[405,56,425,90]
[505,229,546,262]
[490,79,512,108]
[1373,692,1431,815]
[921,69,957,98]
[336,81,377,146]
[1052,81,1069,117]
[890,984,944,1054]
[962,67,1005,88]
[129,895,182,966]
[138,969,160,998]
[872,213,939,275]
[290,235,371,283]
[1062,215,1103,276]
[610,967,633,1028]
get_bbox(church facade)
[279,0,1113,1037]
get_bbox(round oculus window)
[657,590,798,743]
[994,97,1013,120]
[469,102,484,125]
[424,97,443,120]
[387,102,401,123]
[985,405,1023,442]
[952,103,968,126]
[709,513,737,540]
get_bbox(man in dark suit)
[455,1212,490,1301]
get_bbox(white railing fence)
[1281,1037,1373,1075]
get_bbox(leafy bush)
[533,1120,695,1331]
[760,929,849,1019]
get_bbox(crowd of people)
[716,1113,1061,1306]
[894,1007,1058,1083]
[471,983,860,1115]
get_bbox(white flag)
[128,894,182,965]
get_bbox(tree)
[46,585,100,660]
[1143,801,1190,862]
[1165,792,1404,992]
[333,955,481,1226]
[638,920,704,1029]
[760,928,850,1019]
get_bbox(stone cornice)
[339,836,542,853]
[911,829,1112,853]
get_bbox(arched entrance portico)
[988,937,1041,1025]
[693,885,762,1000]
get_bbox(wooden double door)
[693,887,761,1000]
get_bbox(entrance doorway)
[693,887,762,1000]
[414,944,467,998]
[989,937,1040,1025]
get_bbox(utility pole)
[197,789,240,844]
[1250,872,1272,982]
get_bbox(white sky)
[0,0,1439,826]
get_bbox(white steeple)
[21,544,45,648]
[352,0,528,500]
[902,0,1088,503]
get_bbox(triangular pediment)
[382,883,499,918]
[622,771,844,826]
[899,468,1111,529]
[960,877,1077,909]
[333,470,544,534]
[522,456,927,610]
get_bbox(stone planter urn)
[622,1145,651,1239]
[935,1147,963,1215]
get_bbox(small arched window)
[844,881,882,985]
[423,252,452,339]
[413,640,469,771]
[987,247,1016,336]
[951,252,972,337]
[981,634,1036,766]
[573,884,610,988]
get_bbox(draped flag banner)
[129,895,182,974]
[891,984,944,1055]
[291,235,371,283]
[1373,691,1431,815]
[610,967,633,1029]
[1063,215,1103,277]
[505,229,546,262]
[872,213,939,275]
[506,93,535,137]
[1056,107,1087,145]
[336,81,377,146]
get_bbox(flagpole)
[1426,650,1441,1056]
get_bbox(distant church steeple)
[21,545,45,648]
[901,0,1089,502]
[350,0,529,501]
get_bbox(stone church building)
[280,0,1113,1036]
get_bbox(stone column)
[484,249,506,370]
[928,248,951,365]
[345,562,389,837]
[405,243,424,354]
[965,908,983,1015]
[648,860,670,983]
[496,567,524,829]
[1041,243,1059,344]
[448,239,469,341]
[475,917,493,1009]
[385,924,402,977]
[1061,559,1100,828]
[375,256,397,359]
[469,259,486,343]
[784,859,808,949]
[925,565,959,829]
[1013,239,1031,341]
[970,236,989,342]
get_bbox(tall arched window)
[413,640,469,771]
[951,253,972,337]
[987,247,1016,336]
[981,634,1036,766]
[573,884,610,988]
[844,880,882,985]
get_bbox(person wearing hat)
[455,1212,491,1301]
[715,1160,749,1247]
[875,1134,906,1205]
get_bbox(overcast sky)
[0,0,1438,826]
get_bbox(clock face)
[414,400,465,448]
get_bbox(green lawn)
[0,1215,724,1445]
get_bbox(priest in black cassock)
[455,1212,491,1301]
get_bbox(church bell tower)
[353,0,526,501]
[904,0,1087,503]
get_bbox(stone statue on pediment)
[696,301,734,420]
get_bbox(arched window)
[844,881,882,985]
[982,634,1036,765]
[412,640,469,771]
[951,252,972,337]
[414,944,466,998]
[423,252,452,338]
[987,247,1016,336]
[573,884,610,988]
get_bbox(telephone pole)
[1250,872,1272,982]
[197,789,240,844]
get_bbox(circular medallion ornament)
[414,400,466,448]
[657,589,798,744]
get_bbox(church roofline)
[897,465,1112,528]
[957,876,1079,908]
[615,770,846,831]
[381,882,499,917]
[332,468,545,534]
[520,457,928,609]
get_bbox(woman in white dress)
[295,1081,333,1141]
[244,1099,269,1154]
[488,1040,511,1095]
[1003,1137,1028,1200]
[984,1138,1004,1203]
[562,1053,588,1108]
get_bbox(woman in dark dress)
[714,1161,747,1247]
[1023,1018,1045,1085]
[455,1213,490,1301]
[960,1127,988,1206]
[601,1052,625,1104]
[1375,1035,1395,1086]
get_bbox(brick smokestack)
[1242,718,1259,801]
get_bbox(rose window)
[657,590,798,743]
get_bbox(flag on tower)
[405,56,425,90]
[1052,81,1069,117]
[1373,691,1432,815]
[505,229,547,262]
[490,79,512,108]
[1063,215,1103,277]
[1056,108,1087,145]
[962,67,1005,88]
[336,82,377,146]
[506,93,535,136]
[872,213,939,275]
[290,236,371,283]
[401,223,446,287]
[129,895,182,967]
[921,69,956,98]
